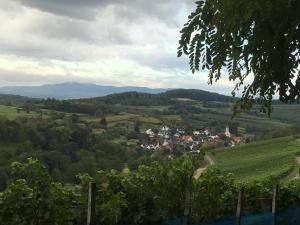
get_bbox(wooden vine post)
[87,182,96,225]
[272,184,279,225]
[236,187,244,225]
[182,175,193,225]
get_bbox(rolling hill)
[210,136,300,183]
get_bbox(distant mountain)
[0,83,168,99]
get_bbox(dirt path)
[206,155,215,166]
[194,155,215,179]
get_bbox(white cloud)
[0,0,236,95]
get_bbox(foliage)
[2,157,300,225]
[100,117,107,129]
[162,89,234,102]
[0,158,81,225]
[178,0,300,114]
[0,114,149,187]
[192,168,236,222]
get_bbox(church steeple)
[225,126,231,138]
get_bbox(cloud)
[0,0,237,95]
[11,0,100,20]
[11,0,194,24]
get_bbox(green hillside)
[211,136,300,183]
[0,105,39,120]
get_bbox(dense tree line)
[161,89,235,102]
[38,90,235,116]
[0,114,153,189]
[38,92,174,116]
[0,94,33,106]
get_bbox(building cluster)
[140,125,246,152]
[224,126,247,147]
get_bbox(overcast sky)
[0,0,236,94]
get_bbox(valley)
[0,89,300,188]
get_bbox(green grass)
[83,112,161,127]
[0,105,38,120]
[210,136,300,183]
[110,136,138,146]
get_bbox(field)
[210,136,300,183]
[0,105,39,120]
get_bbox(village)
[140,125,246,153]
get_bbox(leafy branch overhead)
[178,0,300,114]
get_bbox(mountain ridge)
[0,82,235,101]
[0,82,169,99]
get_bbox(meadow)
[210,136,300,183]
[0,105,39,120]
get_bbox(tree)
[70,113,79,123]
[0,159,79,225]
[133,121,140,133]
[229,122,239,136]
[23,101,34,114]
[100,117,107,129]
[178,0,300,114]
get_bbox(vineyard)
[1,156,300,225]
[211,136,300,182]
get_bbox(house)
[162,139,173,150]
[177,128,185,135]
[182,135,193,143]
[210,135,219,139]
[207,138,221,146]
[145,129,154,135]
[161,126,170,132]
[193,131,201,136]
[150,143,160,150]
[145,129,155,138]
[174,133,180,138]
[233,136,246,144]
[188,143,196,150]
[141,142,160,150]
[158,132,164,137]
[162,139,169,147]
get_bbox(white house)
[161,126,170,132]
[174,133,180,138]
[210,135,219,139]
[204,130,210,136]
[158,132,164,137]
[177,128,185,134]
[146,129,154,136]
[193,131,201,136]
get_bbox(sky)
[0,0,237,95]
